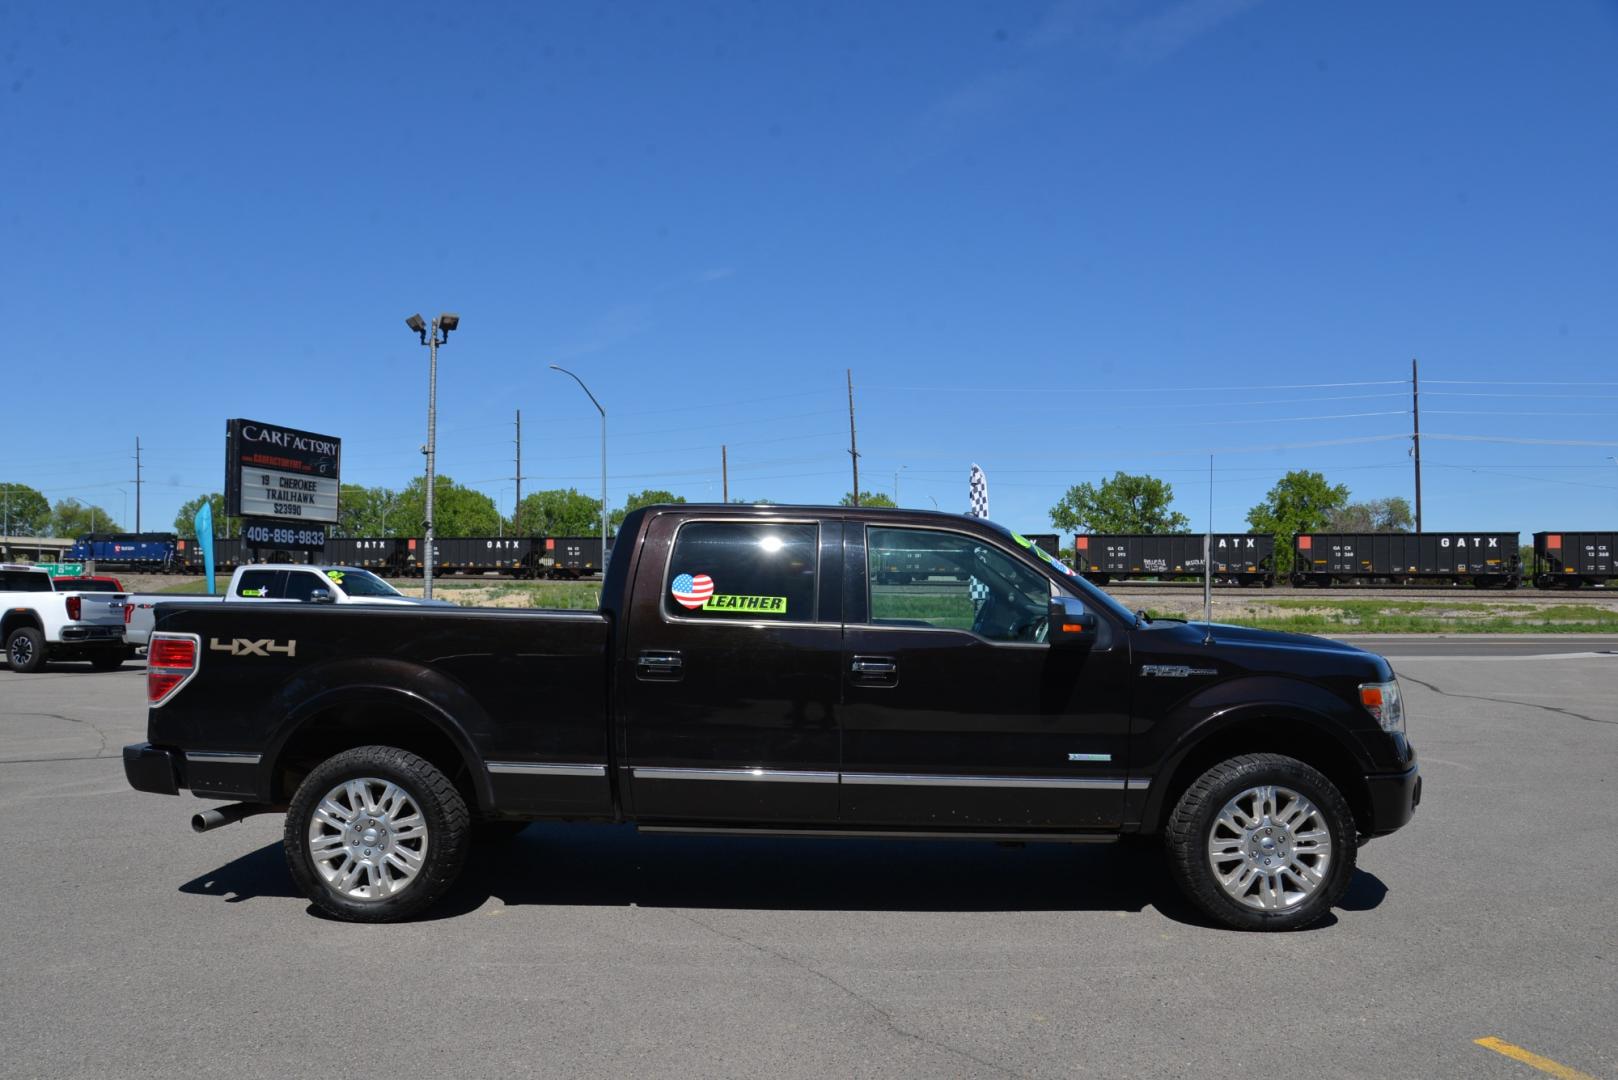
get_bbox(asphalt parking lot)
[2,641,1614,1080]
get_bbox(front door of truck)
[620,514,843,824]
[838,524,1130,830]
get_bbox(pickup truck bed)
[125,504,1420,931]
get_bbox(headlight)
[1359,680,1405,735]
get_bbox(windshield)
[321,568,401,598]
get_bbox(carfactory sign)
[225,419,341,547]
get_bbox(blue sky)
[4,1,1617,539]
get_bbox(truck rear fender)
[1134,676,1374,835]
[264,659,495,811]
[1,609,44,640]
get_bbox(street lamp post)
[549,364,608,569]
[406,312,459,600]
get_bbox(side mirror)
[1049,594,1098,645]
[309,588,336,605]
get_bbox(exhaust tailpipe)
[191,803,273,833]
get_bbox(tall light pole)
[549,364,608,567]
[406,312,459,599]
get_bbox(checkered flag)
[966,464,989,608]
[967,463,989,519]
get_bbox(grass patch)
[1232,602,1618,634]
[157,577,231,595]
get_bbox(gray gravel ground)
[1,643,1614,1080]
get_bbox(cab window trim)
[657,517,830,629]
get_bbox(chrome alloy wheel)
[307,778,429,901]
[1206,784,1332,911]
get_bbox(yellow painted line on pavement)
[1475,1037,1601,1080]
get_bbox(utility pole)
[846,368,860,506]
[1411,358,1423,533]
[722,445,728,503]
[514,409,523,534]
[134,436,143,532]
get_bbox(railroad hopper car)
[1073,533,1275,586]
[321,538,407,574]
[429,537,534,576]
[1292,532,1520,587]
[531,536,609,579]
[1533,532,1616,588]
[1021,533,1060,558]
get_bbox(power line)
[866,379,1410,393]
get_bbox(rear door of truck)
[618,511,843,824]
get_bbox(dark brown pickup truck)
[125,504,1419,930]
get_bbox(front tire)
[285,746,470,923]
[1165,754,1357,931]
[6,626,47,672]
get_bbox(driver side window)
[866,527,1051,642]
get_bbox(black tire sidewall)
[1167,755,1357,932]
[7,627,46,673]
[284,746,469,923]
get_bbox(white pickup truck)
[123,563,450,647]
[1,564,131,672]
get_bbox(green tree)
[336,484,401,537]
[0,482,51,535]
[610,489,685,530]
[1247,470,1351,573]
[840,491,897,507]
[50,499,121,537]
[1049,472,1190,534]
[1325,496,1413,533]
[392,474,501,537]
[174,493,243,539]
[514,488,603,537]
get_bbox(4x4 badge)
[210,638,296,657]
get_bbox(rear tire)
[1165,754,1356,931]
[6,626,47,673]
[285,745,470,923]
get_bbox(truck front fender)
[1134,675,1374,833]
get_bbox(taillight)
[148,634,199,705]
[125,603,135,625]
[66,595,81,621]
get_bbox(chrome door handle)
[850,655,898,686]
[637,650,684,680]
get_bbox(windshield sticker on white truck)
[325,570,345,584]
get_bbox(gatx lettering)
[210,638,297,657]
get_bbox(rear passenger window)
[0,571,51,592]
[664,522,817,622]
[235,570,282,598]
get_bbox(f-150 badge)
[1141,664,1216,677]
[210,638,297,657]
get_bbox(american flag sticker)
[671,573,715,609]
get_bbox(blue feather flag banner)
[194,501,216,595]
